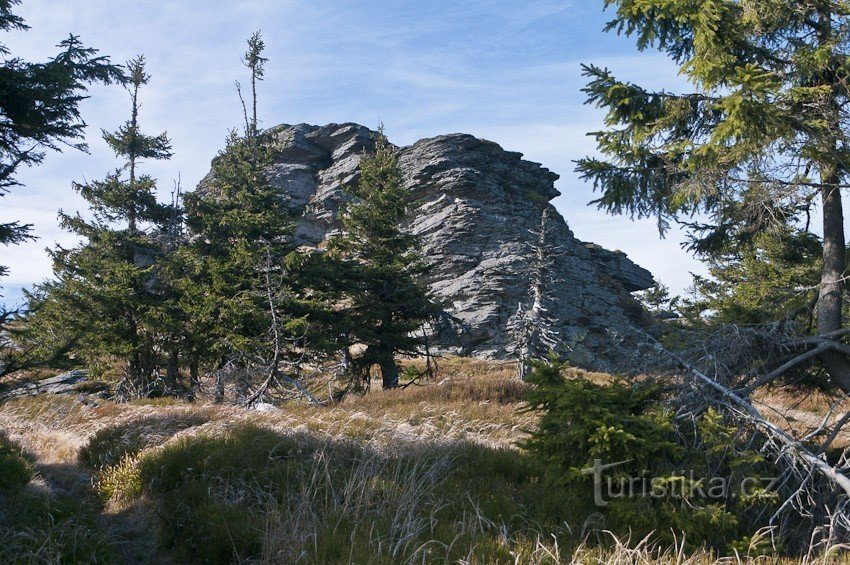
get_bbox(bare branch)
[645,331,850,497]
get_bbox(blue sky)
[1,0,704,307]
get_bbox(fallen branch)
[645,333,850,498]
[737,337,850,393]
[276,369,321,405]
[740,342,834,393]
[817,411,850,456]
[785,328,850,348]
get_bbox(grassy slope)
[1,357,847,564]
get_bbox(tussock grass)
[92,420,849,564]
[0,491,117,564]
[78,411,211,470]
[3,356,850,563]
[0,430,33,492]
[0,433,116,563]
[95,422,571,564]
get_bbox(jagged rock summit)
[219,122,656,372]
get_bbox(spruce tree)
[688,228,823,325]
[23,56,172,393]
[576,1,850,390]
[330,127,438,389]
[182,31,300,401]
[0,0,124,277]
[182,131,292,361]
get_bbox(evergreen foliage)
[577,0,850,389]
[328,127,440,389]
[182,130,297,366]
[0,0,124,276]
[181,31,306,401]
[523,356,777,552]
[688,227,823,325]
[16,32,436,400]
[21,57,173,392]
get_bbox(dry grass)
[2,356,850,563]
[753,386,850,451]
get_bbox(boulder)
[206,123,657,373]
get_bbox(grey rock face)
[3,370,90,398]
[224,123,655,372]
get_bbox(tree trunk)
[818,167,850,392]
[214,358,227,404]
[235,365,249,400]
[214,371,226,403]
[127,354,142,393]
[164,348,179,394]
[379,349,399,389]
[188,357,199,401]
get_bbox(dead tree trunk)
[511,207,561,379]
[647,331,850,498]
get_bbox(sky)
[1,0,706,308]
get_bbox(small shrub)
[0,432,33,493]
[523,355,777,553]
[95,452,143,502]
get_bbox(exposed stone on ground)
[3,370,91,398]
[205,123,657,373]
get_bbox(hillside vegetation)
[0,357,847,564]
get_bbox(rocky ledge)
[209,123,657,373]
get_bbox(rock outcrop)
[2,370,91,398]
[215,123,656,372]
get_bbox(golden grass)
[2,356,850,563]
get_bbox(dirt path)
[32,450,169,563]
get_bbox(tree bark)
[379,348,399,389]
[814,5,850,392]
[214,358,227,403]
[164,348,179,394]
[818,166,850,392]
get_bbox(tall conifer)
[577,1,850,389]
[330,127,439,389]
[182,31,299,400]
[24,57,172,393]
